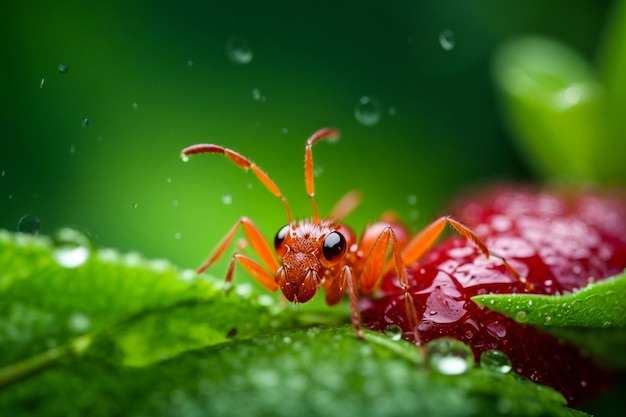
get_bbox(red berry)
[361,187,626,406]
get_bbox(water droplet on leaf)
[480,350,512,373]
[515,311,528,322]
[354,96,381,126]
[17,214,41,235]
[426,338,474,375]
[383,324,403,341]
[439,30,455,51]
[52,227,92,268]
[226,36,253,64]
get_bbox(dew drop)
[222,194,232,205]
[17,214,41,235]
[58,63,69,74]
[67,311,92,333]
[82,117,89,127]
[425,338,474,375]
[52,227,92,268]
[225,36,253,64]
[40,78,45,88]
[480,350,512,373]
[383,324,403,341]
[354,96,381,126]
[439,30,455,51]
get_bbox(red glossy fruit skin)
[360,187,626,406]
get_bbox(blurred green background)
[0,0,618,272]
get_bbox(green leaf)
[0,229,292,373]
[0,230,591,416]
[597,0,626,183]
[472,271,626,367]
[492,37,604,182]
[0,325,587,417]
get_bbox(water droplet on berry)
[225,36,253,64]
[439,30,455,51]
[425,338,474,375]
[354,96,381,126]
[52,228,92,268]
[383,324,403,341]
[480,350,512,373]
[17,214,41,235]
[58,63,69,74]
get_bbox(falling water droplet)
[425,338,474,375]
[132,102,138,110]
[132,202,139,209]
[67,311,92,333]
[480,350,512,373]
[439,30,455,51]
[58,63,69,74]
[388,107,397,116]
[222,194,232,205]
[52,227,92,268]
[354,96,381,126]
[252,88,262,101]
[383,324,403,341]
[225,36,253,64]
[81,117,89,127]
[407,195,418,205]
[181,154,190,162]
[40,78,45,88]
[17,214,41,235]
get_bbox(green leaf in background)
[492,37,603,182]
[472,271,626,368]
[0,325,587,417]
[598,0,626,182]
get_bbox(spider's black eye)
[274,224,289,251]
[322,231,347,263]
